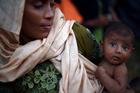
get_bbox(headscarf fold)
[0,0,25,35]
[0,0,103,93]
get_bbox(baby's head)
[101,21,134,65]
[103,22,134,43]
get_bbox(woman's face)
[20,0,55,41]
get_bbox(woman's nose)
[44,6,54,19]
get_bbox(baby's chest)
[106,68,114,77]
[107,67,120,78]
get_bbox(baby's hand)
[95,66,106,78]
[97,66,105,72]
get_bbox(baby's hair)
[103,21,135,43]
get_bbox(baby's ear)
[99,40,103,49]
[99,41,104,54]
[132,47,135,52]
[130,47,135,54]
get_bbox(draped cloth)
[0,0,103,93]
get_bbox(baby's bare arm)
[95,64,129,93]
[114,63,134,93]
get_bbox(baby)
[95,22,135,93]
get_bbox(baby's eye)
[109,41,117,48]
[122,45,129,51]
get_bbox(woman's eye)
[50,2,54,7]
[33,1,44,9]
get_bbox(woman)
[0,0,103,93]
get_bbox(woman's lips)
[40,24,52,31]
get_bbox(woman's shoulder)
[72,22,100,63]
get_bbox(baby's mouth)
[112,56,121,62]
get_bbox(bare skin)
[20,0,55,44]
[96,31,134,93]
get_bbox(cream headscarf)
[0,0,103,93]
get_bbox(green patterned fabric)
[15,62,61,93]
[0,22,100,93]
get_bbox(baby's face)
[102,32,134,65]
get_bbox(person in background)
[72,0,113,31]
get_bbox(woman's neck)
[19,33,33,45]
